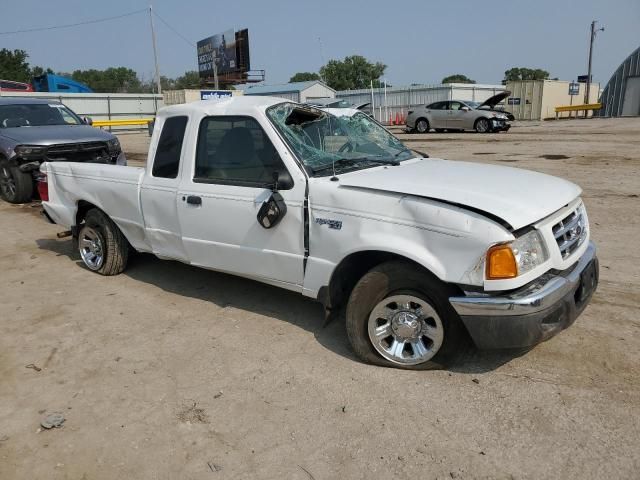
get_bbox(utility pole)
[149,4,162,95]
[585,20,604,115]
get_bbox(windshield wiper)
[395,147,429,158]
[311,157,399,175]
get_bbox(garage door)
[622,76,640,116]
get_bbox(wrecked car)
[39,96,598,370]
[0,98,125,204]
[406,91,512,133]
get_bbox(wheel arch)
[318,249,460,311]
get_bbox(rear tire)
[0,159,34,204]
[345,261,470,370]
[474,118,491,133]
[415,118,430,133]
[78,209,129,275]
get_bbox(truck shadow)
[36,237,526,374]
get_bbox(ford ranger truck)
[39,97,598,370]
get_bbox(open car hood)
[478,91,511,109]
[337,158,581,230]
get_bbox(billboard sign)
[507,97,521,105]
[568,82,580,95]
[200,90,233,101]
[577,75,591,83]
[197,29,237,77]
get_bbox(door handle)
[186,195,202,205]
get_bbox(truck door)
[140,115,189,261]
[177,115,305,289]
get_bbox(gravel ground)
[0,117,638,479]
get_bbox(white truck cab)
[41,97,598,370]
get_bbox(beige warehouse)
[505,80,600,120]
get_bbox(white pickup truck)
[40,96,598,370]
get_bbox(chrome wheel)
[367,294,444,365]
[0,165,16,199]
[416,119,429,133]
[79,227,105,271]
[475,118,490,133]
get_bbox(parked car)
[0,98,125,204]
[406,92,512,133]
[40,96,598,370]
[0,79,34,92]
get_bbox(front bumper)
[449,242,598,349]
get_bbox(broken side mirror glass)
[257,171,288,229]
[257,191,287,229]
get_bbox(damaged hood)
[338,158,581,230]
[478,91,511,109]
[1,125,114,145]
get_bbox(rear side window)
[152,116,188,178]
[194,116,287,187]
[428,102,447,110]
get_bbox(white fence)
[0,92,164,131]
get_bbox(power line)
[153,11,196,47]
[0,8,147,36]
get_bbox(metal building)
[599,46,640,117]
[244,80,335,103]
[504,80,600,120]
[336,83,506,123]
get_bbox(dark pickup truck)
[0,98,125,204]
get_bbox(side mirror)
[461,106,471,112]
[257,191,287,229]
[83,116,93,125]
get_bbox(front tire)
[345,261,470,370]
[78,209,129,275]
[0,159,34,204]
[474,118,491,133]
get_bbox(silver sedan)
[406,93,511,134]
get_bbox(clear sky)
[1,0,638,87]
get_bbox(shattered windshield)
[266,103,415,176]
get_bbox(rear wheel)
[415,118,430,133]
[0,159,34,204]
[475,118,491,133]
[345,261,470,370]
[78,209,129,275]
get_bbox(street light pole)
[585,20,604,115]
[149,4,162,95]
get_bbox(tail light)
[35,172,49,202]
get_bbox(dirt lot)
[1,118,639,479]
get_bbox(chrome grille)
[552,207,587,259]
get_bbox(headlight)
[107,138,121,153]
[512,229,548,274]
[486,230,548,280]
[14,145,46,158]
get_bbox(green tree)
[30,65,54,78]
[0,49,32,83]
[503,67,550,83]
[71,67,144,93]
[174,71,201,89]
[319,55,386,91]
[441,74,475,84]
[289,72,321,83]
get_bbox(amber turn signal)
[486,244,518,279]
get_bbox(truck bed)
[42,162,150,251]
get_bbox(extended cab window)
[194,116,287,187]
[152,116,188,179]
